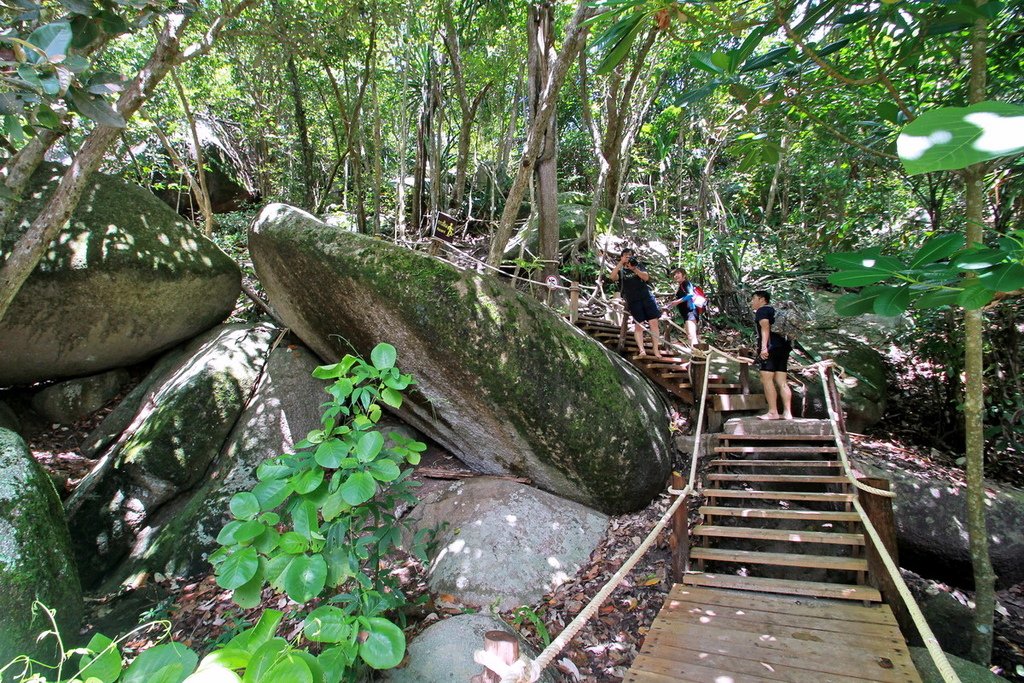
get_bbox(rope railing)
[472,345,728,683]
[815,364,960,683]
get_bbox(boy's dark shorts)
[627,295,660,323]
[758,341,792,372]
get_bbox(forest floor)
[25,397,1024,682]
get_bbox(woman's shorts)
[758,341,792,373]
[627,295,660,323]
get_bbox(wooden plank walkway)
[625,584,922,683]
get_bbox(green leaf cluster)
[827,231,1024,316]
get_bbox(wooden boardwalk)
[625,584,922,683]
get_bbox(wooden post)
[471,631,519,683]
[858,478,914,634]
[739,361,750,395]
[824,364,847,433]
[617,311,629,354]
[670,471,689,583]
[429,236,443,256]
[569,281,579,323]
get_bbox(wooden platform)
[626,585,921,682]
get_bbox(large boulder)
[385,614,555,683]
[249,204,672,514]
[798,331,888,431]
[909,648,1007,683]
[0,163,241,386]
[30,369,130,424]
[406,477,608,611]
[855,454,1024,588]
[65,324,277,588]
[0,428,82,665]
[112,344,327,583]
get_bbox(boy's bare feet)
[757,413,782,420]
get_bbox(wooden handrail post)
[824,364,847,433]
[617,310,629,354]
[569,281,580,323]
[471,631,519,683]
[670,472,689,583]
[429,236,443,256]
[739,361,750,395]
[859,477,914,635]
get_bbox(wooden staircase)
[683,420,881,603]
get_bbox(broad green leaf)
[321,489,349,522]
[256,460,292,482]
[358,618,405,670]
[229,521,266,545]
[909,234,965,268]
[315,439,350,468]
[381,387,403,408]
[324,543,355,587]
[67,87,125,127]
[252,478,291,509]
[279,532,309,554]
[27,21,73,60]
[122,643,198,683]
[253,526,280,554]
[355,431,384,462]
[978,263,1024,292]
[216,547,259,590]
[196,649,249,673]
[877,102,900,124]
[182,664,242,683]
[689,52,723,74]
[283,554,328,603]
[369,459,401,483]
[953,247,1005,270]
[594,10,646,76]
[312,362,342,379]
[958,280,996,309]
[914,288,962,308]
[303,606,354,643]
[871,285,911,316]
[241,639,288,683]
[293,467,325,494]
[79,634,121,683]
[231,569,265,609]
[292,499,320,539]
[341,471,377,506]
[710,51,731,72]
[265,654,313,683]
[897,101,1024,175]
[834,290,880,316]
[370,343,397,370]
[827,269,894,287]
[318,646,356,683]
[229,492,261,520]
[741,46,791,72]
[60,0,99,16]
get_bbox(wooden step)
[714,445,839,454]
[704,489,856,503]
[682,572,882,602]
[698,506,860,522]
[707,473,850,484]
[690,547,868,571]
[718,433,836,441]
[693,525,865,545]
[707,459,841,468]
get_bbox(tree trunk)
[963,0,995,664]
[486,0,592,266]
[284,54,316,210]
[529,1,559,283]
[371,77,383,235]
[0,3,256,321]
[170,68,214,234]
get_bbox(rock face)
[249,203,672,514]
[30,369,130,424]
[112,344,327,582]
[406,477,608,610]
[793,330,888,431]
[909,648,1006,683]
[0,163,241,386]
[65,324,277,588]
[0,428,82,665]
[855,455,1024,588]
[385,613,555,683]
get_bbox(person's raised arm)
[759,318,771,358]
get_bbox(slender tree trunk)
[371,77,383,235]
[285,54,316,210]
[963,0,995,664]
[170,68,214,234]
[496,68,524,173]
[529,1,559,282]
[0,2,255,321]
[486,0,592,266]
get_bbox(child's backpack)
[773,300,806,341]
[691,285,708,314]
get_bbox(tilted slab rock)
[405,477,608,611]
[0,163,240,386]
[249,203,672,514]
[0,428,82,665]
[65,324,277,588]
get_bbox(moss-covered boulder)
[0,163,241,387]
[65,324,276,588]
[909,648,1008,683]
[110,344,326,584]
[250,204,671,514]
[30,369,130,424]
[0,428,82,665]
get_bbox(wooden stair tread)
[699,505,861,521]
[704,489,856,502]
[707,473,850,484]
[708,459,841,467]
[714,445,839,453]
[682,573,882,602]
[693,525,865,545]
[690,547,868,571]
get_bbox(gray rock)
[406,477,608,611]
[249,203,672,514]
[909,647,1008,683]
[0,163,240,386]
[65,324,277,588]
[385,613,555,683]
[30,369,130,424]
[0,428,82,665]
[0,401,19,432]
[794,330,888,431]
[918,585,974,657]
[113,343,326,581]
[855,455,1024,588]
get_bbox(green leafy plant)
[210,342,428,677]
[509,606,551,647]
